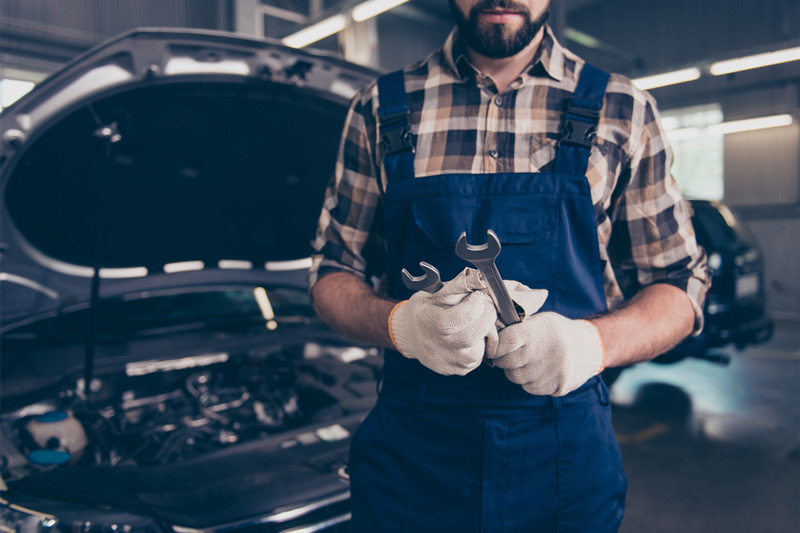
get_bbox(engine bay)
[1,341,381,483]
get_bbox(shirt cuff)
[308,254,366,293]
[653,277,708,337]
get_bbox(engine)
[1,342,380,480]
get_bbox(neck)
[465,26,546,93]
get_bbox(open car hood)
[0,28,378,324]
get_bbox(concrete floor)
[611,320,800,533]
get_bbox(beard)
[449,0,552,59]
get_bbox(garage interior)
[1,1,798,532]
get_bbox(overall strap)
[377,70,415,185]
[555,62,610,176]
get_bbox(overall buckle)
[560,104,600,148]
[378,109,415,158]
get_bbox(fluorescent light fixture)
[282,14,347,48]
[253,287,275,321]
[353,0,409,22]
[265,258,313,271]
[164,261,205,273]
[710,46,800,76]
[218,260,253,270]
[706,114,793,135]
[632,68,701,90]
[666,114,793,139]
[164,58,250,76]
[98,267,148,279]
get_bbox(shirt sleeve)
[308,89,384,291]
[610,91,711,336]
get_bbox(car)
[0,28,383,533]
[602,198,774,386]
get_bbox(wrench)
[455,230,521,325]
[401,261,443,294]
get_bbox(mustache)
[470,0,531,15]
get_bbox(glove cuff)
[577,320,606,373]
[387,300,409,353]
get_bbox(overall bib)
[348,64,627,533]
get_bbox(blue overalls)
[348,64,627,533]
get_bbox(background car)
[602,198,774,386]
[0,28,381,533]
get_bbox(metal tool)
[401,261,444,294]
[455,230,521,325]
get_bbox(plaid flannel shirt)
[309,25,710,334]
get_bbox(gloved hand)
[389,268,498,376]
[486,281,605,396]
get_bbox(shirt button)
[495,96,503,106]
[489,150,499,159]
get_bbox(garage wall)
[377,11,453,72]
[0,0,228,73]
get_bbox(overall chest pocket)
[410,193,558,249]
[404,192,561,304]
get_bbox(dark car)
[679,199,774,354]
[603,198,774,385]
[0,28,382,532]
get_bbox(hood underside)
[0,29,379,321]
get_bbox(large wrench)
[401,261,443,294]
[455,230,521,325]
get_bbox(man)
[309,0,710,530]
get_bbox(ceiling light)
[706,114,793,135]
[164,261,205,273]
[265,258,313,271]
[164,58,250,76]
[282,14,347,48]
[218,260,253,270]
[253,287,275,321]
[710,46,800,76]
[632,68,701,90]
[353,0,410,22]
[98,267,148,279]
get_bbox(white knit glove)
[389,268,498,376]
[486,281,605,396]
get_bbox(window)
[661,104,724,201]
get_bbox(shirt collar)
[442,23,565,83]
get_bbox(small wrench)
[455,230,521,325]
[401,261,444,294]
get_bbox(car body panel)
[0,28,378,327]
[0,29,381,532]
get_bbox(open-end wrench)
[455,230,521,325]
[401,261,444,294]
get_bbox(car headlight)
[0,498,162,533]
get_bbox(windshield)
[4,287,316,338]
[690,201,754,250]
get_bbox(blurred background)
[1,0,798,321]
[1,1,798,532]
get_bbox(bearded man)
[309,1,710,531]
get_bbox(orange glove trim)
[387,300,408,352]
